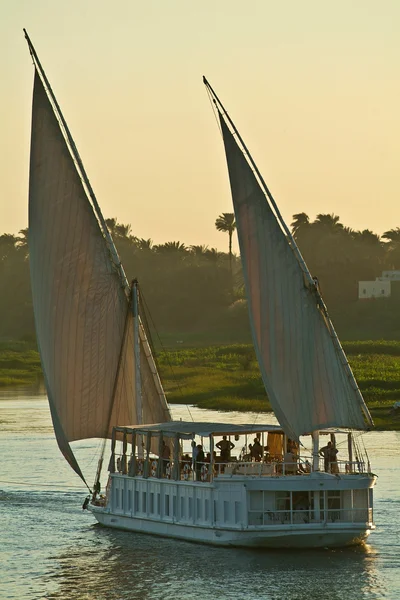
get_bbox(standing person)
[319,441,338,472]
[216,435,235,462]
[252,438,263,462]
[195,444,205,481]
[161,440,170,475]
[191,440,198,469]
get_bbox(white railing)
[111,454,369,481]
[248,507,372,526]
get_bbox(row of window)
[114,486,242,524]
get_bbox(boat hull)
[90,506,373,548]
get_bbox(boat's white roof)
[113,421,353,439]
[114,421,283,438]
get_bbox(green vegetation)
[1,214,400,429]
[0,340,42,386]
[156,342,400,430]
[2,339,398,430]
[2,213,400,340]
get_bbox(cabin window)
[128,490,132,510]
[142,492,147,513]
[115,488,120,509]
[135,490,139,512]
[196,498,202,521]
[157,493,161,515]
[326,491,341,521]
[173,496,177,518]
[353,488,368,508]
[223,501,230,522]
[249,491,263,511]
[165,494,170,517]
[214,500,218,522]
[235,501,241,524]
[205,499,210,522]
[180,496,185,519]
[149,492,154,514]
[276,491,290,512]
[188,497,193,519]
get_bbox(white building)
[358,280,391,299]
[381,270,400,281]
[358,270,400,299]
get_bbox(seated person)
[263,445,271,462]
[283,448,297,474]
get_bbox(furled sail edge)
[203,77,373,431]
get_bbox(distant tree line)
[1,213,400,342]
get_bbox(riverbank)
[1,340,399,430]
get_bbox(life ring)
[165,461,171,479]
[183,463,191,480]
[151,460,158,477]
[200,464,209,482]
[137,459,143,476]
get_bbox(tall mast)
[132,280,142,425]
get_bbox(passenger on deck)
[283,448,297,474]
[263,445,271,462]
[162,440,170,475]
[216,435,235,462]
[191,440,198,468]
[319,442,338,472]
[195,444,205,481]
[251,438,263,462]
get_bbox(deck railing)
[111,454,368,481]
[248,507,372,526]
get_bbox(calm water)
[0,388,399,600]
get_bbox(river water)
[0,388,399,600]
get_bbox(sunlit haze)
[1,1,399,251]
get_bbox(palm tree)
[105,218,132,240]
[16,228,29,258]
[314,213,343,231]
[291,212,309,236]
[215,213,236,273]
[382,227,400,244]
[190,245,209,256]
[382,227,400,269]
[136,238,154,251]
[154,241,187,254]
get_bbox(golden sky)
[1,1,399,251]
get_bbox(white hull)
[89,471,375,549]
[90,506,373,548]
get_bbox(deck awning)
[113,421,283,439]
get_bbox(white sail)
[29,67,170,464]
[217,109,371,439]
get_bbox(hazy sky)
[1,1,399,251]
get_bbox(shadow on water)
[44,524,385,600]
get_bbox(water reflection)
[46,525,384,600]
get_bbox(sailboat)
[26,30,376,548]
